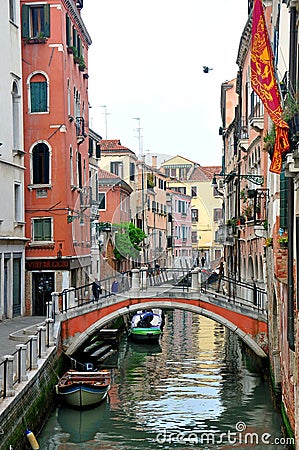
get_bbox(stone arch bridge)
[53,278,268,359]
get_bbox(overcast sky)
[82,0,248,166]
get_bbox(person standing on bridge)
[92,279,102,301]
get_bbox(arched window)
[67,79,71,116]
[32,143,49,184]
[29,73,48,113]
[12,81,21,150]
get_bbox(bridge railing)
[46,266,267,318]
[201,273,267,312]
[48,271,133,318]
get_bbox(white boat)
[56,369,111,408]
[128,309,164,342]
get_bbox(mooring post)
[2,355,15,397]
[16,344,28,382]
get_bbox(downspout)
[287,5,297,351]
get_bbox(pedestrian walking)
[111,279,119,294]
[92,279,102,301]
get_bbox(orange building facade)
[21,0,92,315]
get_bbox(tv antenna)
[99,105,111,139]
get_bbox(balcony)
[249,92,264,131]
[239,116,249,151]
[76,117,86,144]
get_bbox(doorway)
[32,272,54,316]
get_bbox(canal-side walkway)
[0,315,45,356]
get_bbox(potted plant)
[243,204,253,220]
[265,237,273,247]
[240,189,247,203]
[278,235,288,248]
[263,126,275,159]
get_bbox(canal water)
[39,310,287,449]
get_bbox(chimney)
[152,155,157,169]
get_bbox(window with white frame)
[14,183,22,222]
[9,0,17,24]
[21,4,50,39]
[12,81,21,150]
[32,218,52,241]
[110,161,123,178]
[29,73,48,113]
[99,192,106,210]
[32,142,50,184]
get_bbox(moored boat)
[56,369,111,408]
[128,309,164,342]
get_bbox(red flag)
[251,0,289,174]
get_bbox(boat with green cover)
[128,309,163,342]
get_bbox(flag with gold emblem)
[251,0,289,174]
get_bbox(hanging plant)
[263,126,275,159]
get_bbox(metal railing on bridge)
[48,267,267,318]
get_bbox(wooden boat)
[128,309,164,342]
[56,369,111,408]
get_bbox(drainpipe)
[287,5,297,351]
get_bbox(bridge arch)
[65,300,267,358]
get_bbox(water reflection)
[39,311,285,449]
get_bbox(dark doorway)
[32,272,54,316]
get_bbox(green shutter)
[73,28,77,48]
[66,14,71,47]
[44,219,51,240]
[77,36,81,56]
[96,144,101,158]
[280,169,288,229]
[43,4,50,37]
[30,82,47,112]
[21,5,30,38]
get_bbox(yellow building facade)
[161,155,223,268]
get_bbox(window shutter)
[21,5,30,38]
[280,169,288,229]
[66,14,71,47]
[30,81,47,112]
[96,143,101,158]
[73,28,77,49]
[43,4,51,37]
[44,146,49,184]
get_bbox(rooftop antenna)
[99,105,111,139]
[133,117,143,158]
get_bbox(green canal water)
[38,310,289,449]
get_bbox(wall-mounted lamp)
[211,171,264,187]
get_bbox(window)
[213,208,223,222]
[66,14,72,47]
[32,143,50,184]
[70,146,74,186]
[22,4,50,39]
[191,231,198,244]
[130,162,135,181]
[110,161,123,178]
[178,200,186,215]
[191,209,198,222]
[173,186,186,195]
[14,184,22,222]
[12,81,21,150]
[9,0,16,23]
[33,218,52,241]
[182,225,187,240]
[191,186,197,197]
[30,73,48,113]
[280,168,288,229]
[99,193,106,210]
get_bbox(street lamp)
[211,171,264,187]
